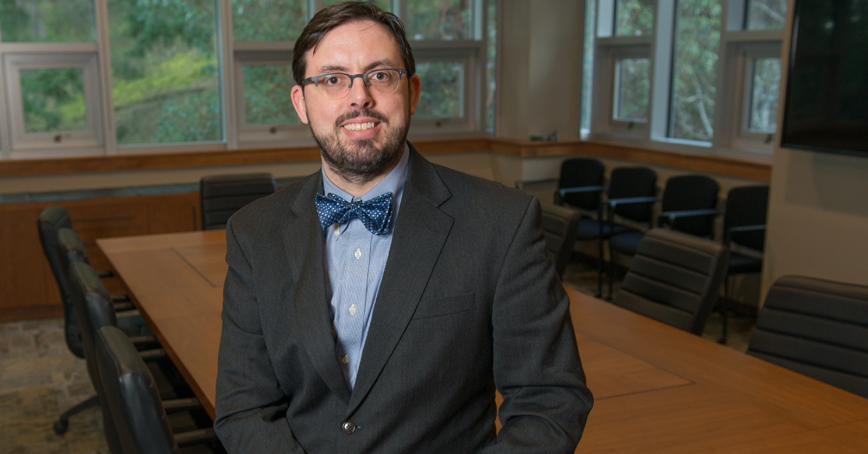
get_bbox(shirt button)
[341,355,349,364]
[349,304,356,315]
[342,421,356,434]
[354,248,362,259]
[333,227,340,236]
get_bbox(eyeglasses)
[301,68,408,99]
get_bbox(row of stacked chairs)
[534,158,867,400]
[531,158,768,343]
[38,205,224,453]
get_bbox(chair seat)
[576,217,632,240]
[609,230,645,256]
[728,252,762,275]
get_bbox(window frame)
[0,0,494,160]
[584,0,787,162]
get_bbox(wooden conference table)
[98,230,868,453]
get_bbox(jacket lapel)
[282,173,352,404]
[348,146,454,414]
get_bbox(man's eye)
[370,71,390,82]
[326,77,341,85]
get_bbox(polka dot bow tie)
[315,192,394,235]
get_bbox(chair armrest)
[558,185,605,197]
[96,269,114,279]
[163,397,202,414]
[129,335,160,348]
[725,224,767,245]
[658,209,720,221]
[138,348,169,362]
[514,178,558,189]
[175,427,219,448]
[112,301,136,312]
[607,196,658,208]
[728,224,766,234]
[111,294,130,302]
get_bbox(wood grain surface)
[99,231,867,452]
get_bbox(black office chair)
[200,173,277,230]
[609,174,719,298]
[600,167,658,299]
[718,185,769,344]
[612,229,730,335]
[517,158,607,293]
[56,227,135,311]
[748,276,868,399]
[39,206,133,434]
[96,325,220,454]
[541,204,581,279]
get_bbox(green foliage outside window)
[670,0,721,141]
[406,0,472,40]
[243,64,299,125]
[0,0,95,42]
[20,68,87,133]
[232,0,307,41]
[108,0,221,145]
[616,0,654,37]
[415,62,462,119]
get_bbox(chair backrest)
[37,205,85,357]
[97,325,177,454]
[613,229,730,335]
[55,227,93,358]
[748,276,868,399]
[68,260,124,453]
[608,167,657,224]
[541,204,581,279]
[557,158,605,211]
[660,175,719,237]
[200,173,277,230]
[724,185,769,251]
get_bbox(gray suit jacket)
[214,145,593,453]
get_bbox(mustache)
[334,109,389,128]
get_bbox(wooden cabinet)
[0,191,200,322]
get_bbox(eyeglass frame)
[300,68,409,99]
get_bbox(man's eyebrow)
[315,59,398,75]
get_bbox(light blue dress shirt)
[322,143,409,390]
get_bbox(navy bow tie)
[315,192,394,235]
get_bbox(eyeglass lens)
[314,70,402,99]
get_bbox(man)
[214,3,593,453]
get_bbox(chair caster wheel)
[54,419,68,435]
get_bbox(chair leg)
[54,394,99,435]
[607,242,615,301]
[718,276,730,344]
[595,238,603,298]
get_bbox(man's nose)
[347,79,374,109]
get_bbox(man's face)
[291,20,421,184]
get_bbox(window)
[584,0,787,158]
[0,0,495,158]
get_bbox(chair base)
[54,394,99,435]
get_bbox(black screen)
[781,0,868,155]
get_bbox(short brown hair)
[292,2,415,86]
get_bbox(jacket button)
[342,421,356,434]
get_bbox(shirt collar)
[322,142,410,202]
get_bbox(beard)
[310,108,410,185]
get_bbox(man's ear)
[408,74,421,116]
[291,85,309,124]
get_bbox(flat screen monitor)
[781,0,868,156]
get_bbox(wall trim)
[0,138,770,181]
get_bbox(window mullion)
[650,0,675,140]
[94,0,115,155]
[219,0,238,149]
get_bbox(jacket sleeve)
[213,219,307,453]
[482,197,594,453]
